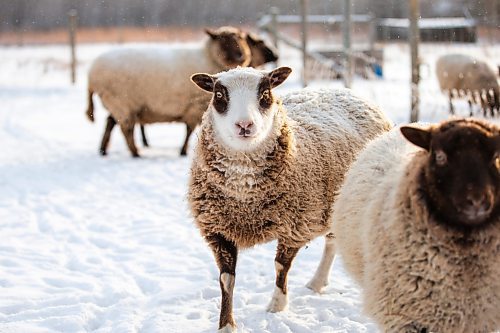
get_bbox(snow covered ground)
[0,41,498,333]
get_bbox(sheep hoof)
[99,149,107,156]
[306,278,328,293]
[266,287,288,313]
[132,153,141,158]
[218,324,236,333]
[180,150,187,156]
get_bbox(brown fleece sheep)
[86,26,251,157]
[188,66,392,332]
[436,54,499,117]
[322,119,500,332]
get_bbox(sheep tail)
[86,88,95,122]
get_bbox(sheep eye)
[261,90,270,100]
[494,154,500,171]
[435,150,447,166]
[215,91,223,99]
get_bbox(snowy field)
[0,41,499,333]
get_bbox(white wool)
[329,125,500,332]
[89,44,219,123]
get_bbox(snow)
[1,41,498,333]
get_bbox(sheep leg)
[99,115,116,156]
[140,125,149,147]
[180,123,194,156]
[119,120,140,158]
[448,90,455,115]
[468,98,474,117]
[267,242,300,313]
[306,233,336,293]
[206,234,238,332]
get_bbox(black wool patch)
[213,81,229,115]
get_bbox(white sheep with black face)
[86,26,252,158]
[188,66,392,332]
[314,119,500,333]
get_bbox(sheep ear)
[400,125,431,151]
[191,73,215,92]
[268,66,292,88]
[245,32,260,45]
[205,28,218,39]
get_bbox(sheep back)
[332,127,500,332]
[189,88,392,249]
[88,45,218,125]
[436,54,499,93]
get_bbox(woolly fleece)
[188,87,392,249]
[332,125,500,332]
[88,40,229,127]
[436,54,499,95]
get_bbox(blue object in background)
[372,63,383,78]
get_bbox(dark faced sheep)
[86,26,251,157]
[313,119,500,332]
[188,66,391,332]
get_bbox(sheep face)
[205,27,252,69]
[191,66,292,152]
[401,120,500,228]
[246,33,279,68]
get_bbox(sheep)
[137,30,279,150]
[311,118,500,332]
[245,32,278,68]
[85,26,251,157]
[188,66,392,332]
[436,54,499,117]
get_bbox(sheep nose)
[466,192,491,212]
[236,121,253,130]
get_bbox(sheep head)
[246,32,279,68]
[401,119,500,229]
[205,26,252,69]
[191,66,292,152]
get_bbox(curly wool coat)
[188,88,392,249]
[333,127,500,332]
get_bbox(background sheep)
[137,30,279,150]
[315,119,500,332]
[188,66,392,332]
[86,26,251,157]
[436,54,499,117]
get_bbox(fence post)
[270,7,279,49]
[409,0,420,122]
[300,0,308,87]
[343,0,353,88]
[68,9,78,85]
[368,12,376,54]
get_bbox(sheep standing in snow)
[188,66,392,332]
[137,31,279,150]
[86,26,251,157]
[313,119,499,332]
[436,54,499,117]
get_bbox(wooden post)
[270,7,279,49]
[68,9,77,85]
[409,0,420,122]
[369,12,376,54]
[300,0,308,87]
[343,0,353,88]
